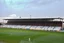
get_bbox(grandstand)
[0,17,64,31]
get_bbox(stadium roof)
[3,17,64,22]
[0,17,64,21]
[4,17,63,20]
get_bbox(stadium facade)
[0,17,64,31]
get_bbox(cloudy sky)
[0,0,64,17]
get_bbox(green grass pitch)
[0,28,64,43]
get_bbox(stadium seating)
[53,27,61,31]
[35,26,42,30]
[43,26,48,30]
[49,27,54,31]
[1,25,61,31]
[47,26,53,31]
[30,26,37,30]
[25,25,31,29]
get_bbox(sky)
[0,0,64,17]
